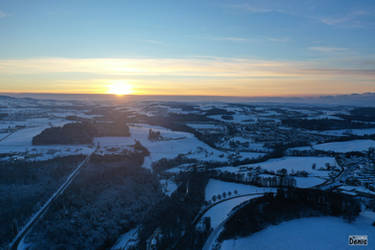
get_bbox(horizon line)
[1,91,374,99]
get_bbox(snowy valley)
[0,95,374,250]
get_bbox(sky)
[0,0,374,96]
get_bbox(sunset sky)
[0,0,374,96]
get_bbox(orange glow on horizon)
[1,57,375,97]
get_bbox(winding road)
[193,193,267,226]
[202,194,264,250]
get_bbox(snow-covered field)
[0,145,93,161]
[97,124,262,170]
[220,211,375,250]
[203,195,262,229]
[247,156,337,177]
[339,185,375,196]
[294,176,325,188]
[213,157,331,188]
[0,127,49,147]
[205,179,275,201]
[0,120,262,164]
[0,117,93,161]
[129,124,229,169]
[319,128,375,136]
[313,140,375,153]
[0,118,68,147]
[305,114,343,120]
[0,132,8,140]
[0,118,69,146]
[186,123,225,130]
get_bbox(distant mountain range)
[1,92,375,106]
[242,92,375,106]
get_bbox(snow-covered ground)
[186,123,225,130]
[0,127,49,147]
[161,179,178,196]
[203,195,263,229]
[0,120,248,166]
[313,140,375,153]
[220,211,375,250]
[0,145,93,161]
[215,157,337,179]
[0,118,69,147]
[247,156,337,177]
[318,128,375,136]
[205,179,275,201]
[338,185,375,196]
[305,114,343,120]
[129,124,229,169]
[0,132,8,140]
[0,118,93,161]
[97,124,262,170]
[294,176,326,188]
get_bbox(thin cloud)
[320,17,348,26]
[212,36,289,43]
[1,57,374,96]
[0,57,374,80]
[268,37,290,43]
[235,5,274,13]
[142,39,166,45]
[228,3,290,15]
[212,36,252,42]
[319,10,371,27]
[309,46,349,53]
[0,10,9,18]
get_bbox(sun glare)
[107,81,132,95]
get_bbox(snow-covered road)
[202,194,265,250]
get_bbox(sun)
[107,81,132,95]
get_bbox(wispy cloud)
[268,37,290,43]
[142,39,166,45]
[233,5,275,13]
[0,10,9,18]
[209,36,289,43]
[0,56,373,79]
[229,3,286,14]
[319,10,371,27]
[212,36,252,42]
[1,57,374,96]
[309,46,349,53]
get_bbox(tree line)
[219,188,361,242]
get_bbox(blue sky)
[0,0,374,96]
